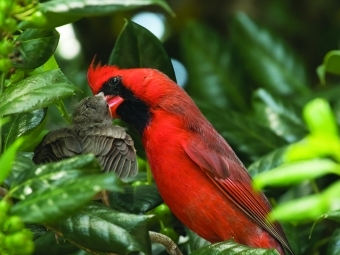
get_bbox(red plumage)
[87,63,293,255]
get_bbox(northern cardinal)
[33,93,138,179]
[87,64,294,255]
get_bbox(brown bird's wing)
[33,128,81,164]
[182,133,294,255]
[78,126,138,178]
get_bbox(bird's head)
[72,92,112,126]
[87,61,176,134]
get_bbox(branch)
[149,231,183,255]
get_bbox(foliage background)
[1,0,340,255]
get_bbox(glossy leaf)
[109,184,163,214]
[10,154,104,197]
[41,0,174,17]
[252,89,307,142]
[190,240,279,255]
[109,19,176,82]
[230,12,309,95]
[11,173,122,223]
[2,108,47,151]
[197,101,287,160]
[0,138,24,185]
[49,203,152,255]
[180,21,248,111]
[13,29,60,69]
[248,146,288,177]
[253,159,340,191]
[0,69,78,116]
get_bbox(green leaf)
[320,210,340,224]
[230,12,309,95]
[2,108,47,151]
[11,173,122,223]
[285,134,340,163]
[5,153,35,188]
[13,29,60,69]
[323,50,340,76]
[180,21,248,111]
[34,231,78,255]
[0,138,24,185]
[270,180,340,222]
[253,159,340,191]
[197,101,287,160]
[109,19,176,82]
[303,98,338,136]
[49,203,152,255]
[248,146,288,177]
[252,89,307,142]
[190,240,279,255]
[10,155,103,198]
[187,230,210,252]
[326,229,340,255]
[108,184,163,214]
[41,0,174,17]
[0,69,78,116]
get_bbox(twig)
[149,231,183,255]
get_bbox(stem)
[0,71,6,155]
[146,162,153,185]
[310,180,320,194]
[56,100,72,124]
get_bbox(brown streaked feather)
[33,126,137,179]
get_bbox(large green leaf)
[9,155,104,198]
[2,108,47,151]
[197,101,287,160]
[0,69,78,116]
[230,12,309,95]
[190,240,279,255]
[11,173,122,223]
[109,184,163,214]
[49,203,152,255]
[180,21,248,111]
[252,89,307,142]
[13,29,60,69]
[109,19,176,82]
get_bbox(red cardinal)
[87,63,294,255]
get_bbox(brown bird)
[33,93,138,179]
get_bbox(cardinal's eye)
[108,76,121,87]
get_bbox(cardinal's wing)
[33,128,81,164]
[182,132,293,255]
[78,126,138,178]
